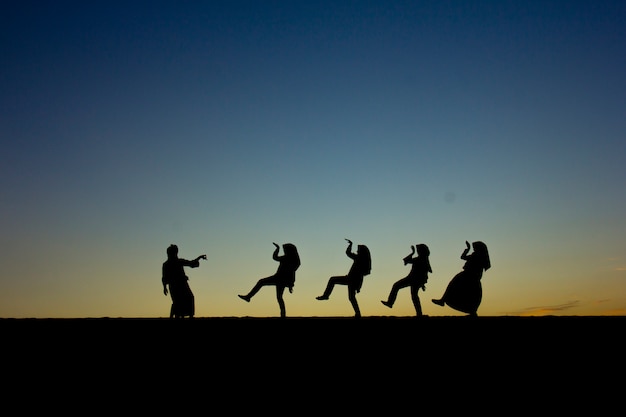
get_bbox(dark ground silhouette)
[2,316,622,413]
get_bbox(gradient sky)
[1,0,625,318]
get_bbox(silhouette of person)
[316,239,372,318]
[162,244,206,319]
[238,242,301,318]
[381,243,432,317]
[432,240,491,316]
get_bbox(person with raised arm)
[162,244,206,319]
[238,242,301,318]
[432,240,491,316]
[381,243,432,317]
[316,239,371,318]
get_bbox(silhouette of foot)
[381,300,392,308]
[431,298,444,306]
[316,295,329,300]
[238,294,250,302]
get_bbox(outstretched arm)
[183,255,206,268]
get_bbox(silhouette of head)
[416,244,432,273]
[167,244,179,259]
[416,244,430,257]
[282,243,301,270]
[472,241,491,271]
[357,245,372,275]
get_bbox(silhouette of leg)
[240,276,276,301]
[381,286,396,307]
[382,278,409,308]
[431,298,444,306]
[348,288,361,318]
[317,276,346,300]
[276,286,286,318]
[410,285,422,317]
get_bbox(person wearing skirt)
[432,241,490,316]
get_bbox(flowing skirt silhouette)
[169,279,195,318]
[433,240,490,316]
[437,270,482,315]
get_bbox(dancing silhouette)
[316,239,371,318]
[238,242,301,318]
[432,240,491,316]
[162,244,206,319]
[381,244,432,317]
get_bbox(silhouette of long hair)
[279,242,300,289]
[356,244,371,276]
[471,241,491,271]
[282,243,301,272]
[415,244,432,273]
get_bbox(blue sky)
[1,0,625,318]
